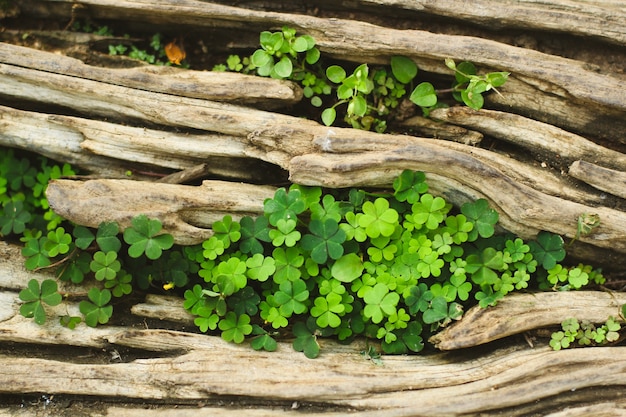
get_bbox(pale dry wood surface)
[46,179,275,245]
[360,0,626,45]
[0,42,302,109]
[3,242,626,416]
[17,0,626,142]
[569,160,626,200]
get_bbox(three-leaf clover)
[0,200,31,235]
[218,312,253,343]
[90,250,121,281]
[123,214,174,260]
[529,231,566,270]
[363,283,399,324]
[19,279,62,325]
[358,198,399,238]
[301,219,346,264]
[292,321,320,359]
[79,288,113,327]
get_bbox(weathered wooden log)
[3,261,626,416]
[430,107,626,172]
[360,0,626,46]
[0,42,302,109]
[569,160,626,200]
[46,179,275,245]
[289,146,626,253]
[431,291,626,350]
[17,0,626,142]
[0,105,284,182]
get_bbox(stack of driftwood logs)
[1,1,626,415]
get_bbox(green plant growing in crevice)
[215,27,509,132]
[3,149,606,357]
[18,279,62,325]
[177,169,601,358]
[550,316,621,351]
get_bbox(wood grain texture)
[569,160,626,200]
[0,43,302,109]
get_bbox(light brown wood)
[430,107,626,172]
[359,0,626,46]
[569,160,626,200]
[3,1,626,415]
[0,42,302,109]
[46,179,275,245]
[15,0,626,141]
[431,291,626,350]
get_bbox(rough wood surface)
[360,0,626,45]
[46,179,275,245]
[430,107,626,172]
[431,291,626,350]
[3,254,626,416]
[569,160,626,200]
[18,0,626,140]
[0,42,302,109]
[3,1,626,415]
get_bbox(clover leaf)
[404,283,433,315]
[529,231,566,270]
[264,188,306,227]
[73,225,95,250]
[363,283,399,324]
[227,286,261,316]
[96,221,122,253]
[21,237,51,270]
[292,321,320,359]
[274,279,309,317]
[358,198,398,238]
[79,288,113,327]
[0,200,31,235]
[19,279,62,325]
[393,170,428,204]
[461,199,499,240]
[123,214,174,260]
[466,247,505,286]
[269,218,301,247]
[90,250,121,281]
[239,215,271,254]
[245,253,276,282]
[310,294,344,328]
[44,227,72,257]
[301,218,346,264]
[218,312,253,343]
[250,325,277,352]
[212,215,241,249]
[272,247,304,283]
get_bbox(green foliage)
[550,317,621,350]
[18,279,62,325]
[444,59,509,110]
[123,214,174,260]
[177,169,599,358]
[216,28,508,132]
[2,147,602,359]
[79,288,113,327]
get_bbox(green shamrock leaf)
[123,214,174,260]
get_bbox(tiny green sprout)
[19,279,62,325]
[569,213,601,246]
